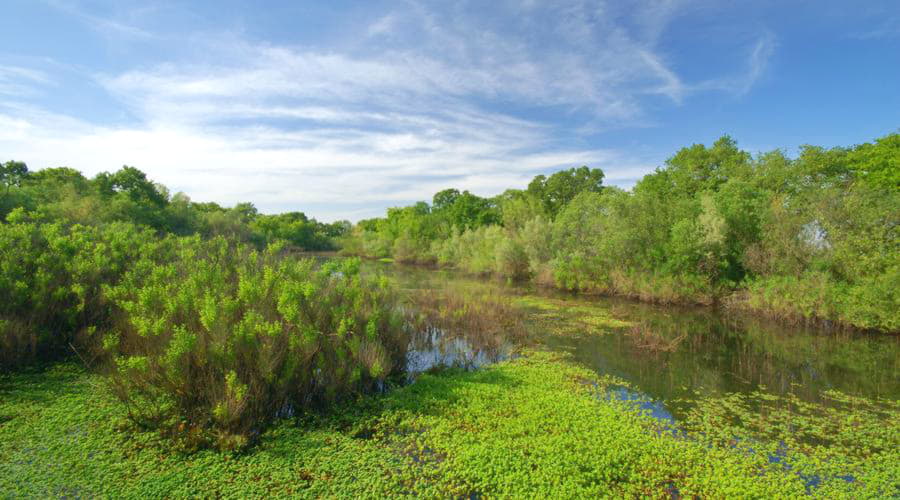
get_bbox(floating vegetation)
[674,389,900,497]
[514,295,633,337]
[10,351,896,497]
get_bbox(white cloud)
[0,66,54,97]
[693,31,776,96]
[0,101,652,221]
[42,0,158,40]
[2,0,775,221]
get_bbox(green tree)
[527,166,604,217]
[1,161,28,195]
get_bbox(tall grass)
[409,285,526,349]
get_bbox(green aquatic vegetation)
[514,296,632,336]
[5,350,871,498]
[0,364,430,498]
[675,388,900,497]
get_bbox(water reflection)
[365,260,900,414]
[405,326,515,380]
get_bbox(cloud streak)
[3,0,776,221]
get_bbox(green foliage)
[527,165,605,217]
[846,133,900,190]
[4,351,895,497]
[0,160,28,195]
[103,240,407,448]
[342,133,900,332]
[0,219,161,369]
[0,162,343,250]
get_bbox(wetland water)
[364,260,899,420]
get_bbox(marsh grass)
[627,322,688,353]
[408,285,527,349]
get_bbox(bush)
[103,238,407,449]
[745,269,900,332]
[0,217,161,370]
[494,234,530,281]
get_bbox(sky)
[1,1,898,221]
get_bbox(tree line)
[0,162,349,250]
[341,134,899,333]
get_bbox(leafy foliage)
[0,163,348,249]
[102,241,407,448]
[0,219,162,369]
[3,351,895,497]
[342,133,900,332]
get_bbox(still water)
[364,260,899,417]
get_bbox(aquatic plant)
[409,285,527,349]
[5,351,895,497]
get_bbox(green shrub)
[0,217,161,369]
[103,238,407,449]
[494,234,530,280]
[745,269,900,332]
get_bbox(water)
[362,260,900,418]
[405,326,516,381]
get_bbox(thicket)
[0,162,356,369]
[0,212,408,448]
[103,239,406,449]
[0,215,163,369]
[0,162,406,448]
[342,134,900,332]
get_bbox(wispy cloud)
[2,0,779,220]
[0,66,54,97]
[850,16,900,40]
[693,31,776,96]
[42,0,158,40]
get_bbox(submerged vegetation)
[341,134,900,333]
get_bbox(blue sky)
[2,0,898,221]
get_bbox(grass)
[3,349,895,498]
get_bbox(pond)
[363,260,900,421]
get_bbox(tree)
[445,191,499,230]
[847,133,900,190]
[527,166,604,217]
[1,161,28,195]
[663,136,752,196]
[95,166,168,207]
[432,188,461,211]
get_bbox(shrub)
[494,234,530,281]
[0,217,161,370]
[103,238,408,449]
